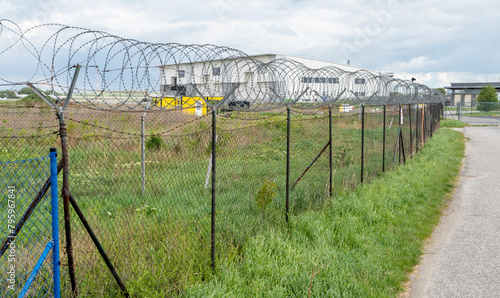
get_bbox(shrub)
[476,85,499,112]
[146,135,164,151]
[254,179,278,217]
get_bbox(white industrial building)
[158,54,394,104]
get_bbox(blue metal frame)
[16,148,60,298]
[50,148,61,298]
[18,241,54,298]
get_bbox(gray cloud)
[1,0,499,87]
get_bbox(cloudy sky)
[1,0,499,88]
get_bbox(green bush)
[477,102,500,112]
[145,135,164,151]
[254,179,278,217]
[0,90,15,98]
[21,93,44,103]
[476,85,499,112]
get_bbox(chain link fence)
[0,100,442,296]
[0,148,60,297]
[445,102,500,125]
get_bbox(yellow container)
[153,96,223,116]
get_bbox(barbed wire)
[66,113,210,137]
[0,131,59,138]
[0,19,447,113]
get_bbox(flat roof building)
[158,54,393,103]
[445,82,500,105]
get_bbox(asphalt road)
[459,115,500,125]
[405,126,500,297]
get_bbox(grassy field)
[1,103,427,296]
[184,128,464,297]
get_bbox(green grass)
[440,118,466,128]
[0,106,439,296]
[184,128,465,297]
[466,112,500,117]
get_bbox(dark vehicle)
[227,100,251,110]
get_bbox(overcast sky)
[2,0,499,88]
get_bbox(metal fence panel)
[0,151,60,297]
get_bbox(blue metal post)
[49,148,61,298]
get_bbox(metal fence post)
[58,108,78,295]
[68,193,130,297]
[440,103,443,127]
[286,105,291,222]
[211,106,217,271]
[141,114,146,195]
[415,104,419,153]
[60,65,80,295]
[50,148,61,298]
[26,67,79,295]
[458,102,461,122]
[382,104,386,173]
[426,104,429,139]
[329,106,333,196]
[423,104,426,144]
[360,104,365,183]
[422,104,425,146]
[430,104,434,138]
[425,104,428,142]
[408,104,413,156]
[398,105,402,163]
[140,100,151,195]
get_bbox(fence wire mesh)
[0,18,448,297]
[445,102,500,125]
[0,154,55,297]
[0,100,442,296]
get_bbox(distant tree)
[18,87,35,95]
[476,85,499,112]
[22,93,43,102]
[437,88,446,95]
[0,90,16,98]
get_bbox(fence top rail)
[1,155,49,164]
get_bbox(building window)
[302,77,339,84]
[212,67,221,76]
[355,78,366,84]
[354,91,366,96]
[203,75,210,84]
[178,70,185,78]
[245,72,253,84]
